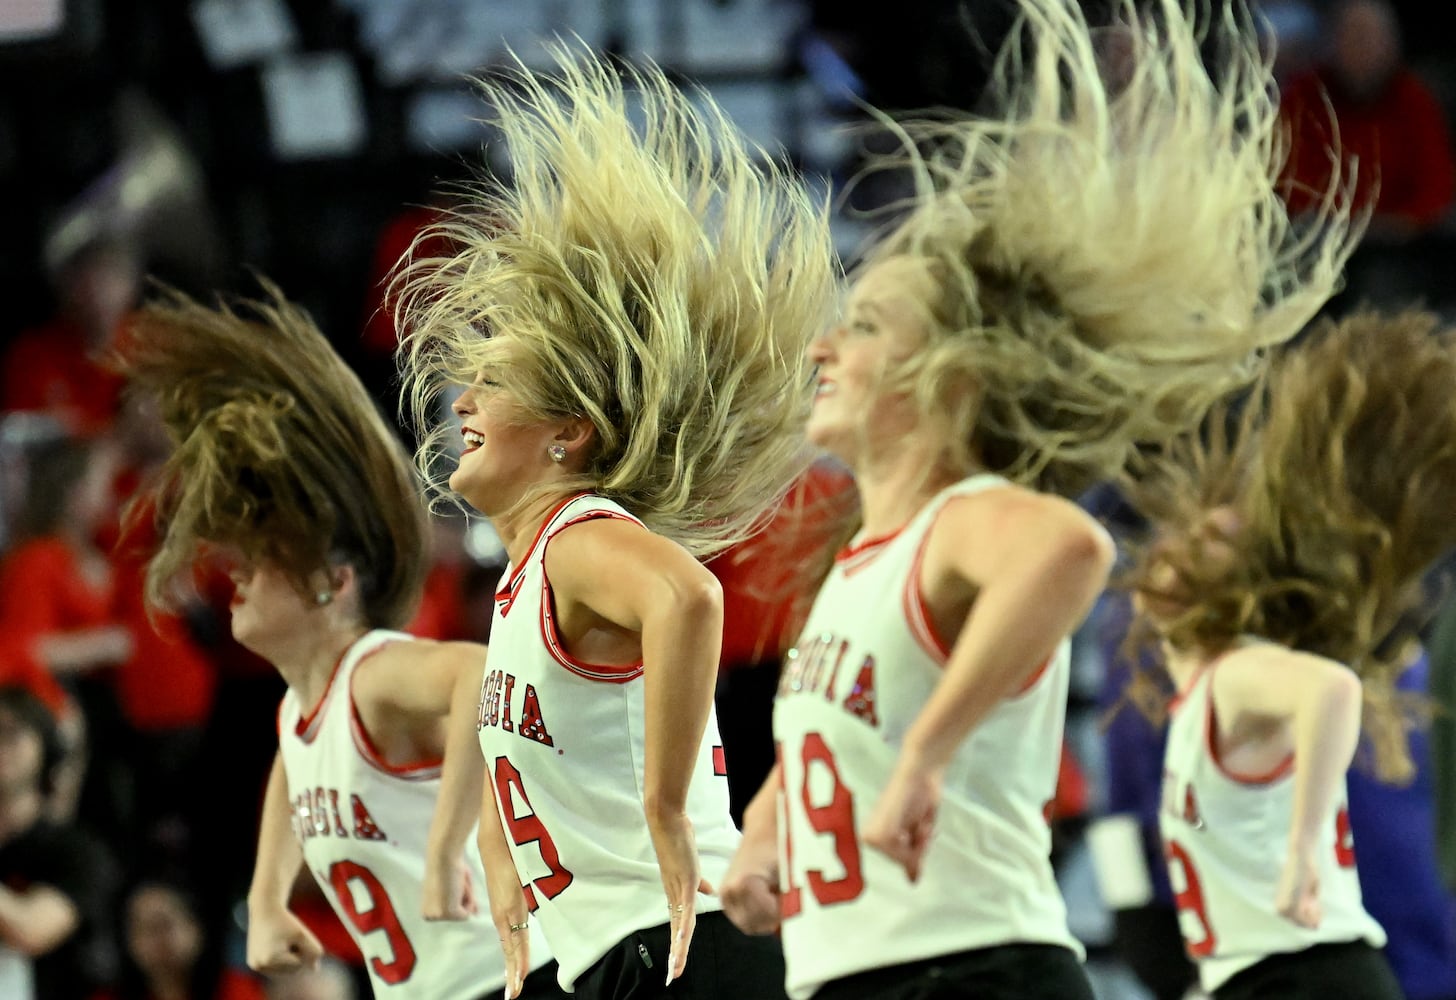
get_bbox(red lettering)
[518,684,554,746]
[493,756,574,909]
[841,656,879,727]
[1335,807,1356,868]
[352,794,387,841]
[501,673,516,733]
[329,861,416,984]
[1167,840,1216,958]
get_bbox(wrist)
[898,731,952,778]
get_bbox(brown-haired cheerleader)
[121,286,565,999]
[1127,310,1456,1000]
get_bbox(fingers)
[723,874,781,935]
[499,922,530,999]
[666,902,697,987]
[296,929,325,969]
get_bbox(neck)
[271,620,371,712]
[493,489,580,568]
[852,436,968,539]
[1161,637,1233,693]
[0,786,43,844]
[147,972,190,1000]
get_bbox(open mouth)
[461,428,485,453]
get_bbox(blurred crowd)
[4,1,1456,998]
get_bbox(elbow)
[1322,666,1365,723]
[1054,519,1116,590]
[664,571,724,628]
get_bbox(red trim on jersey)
[538,509,646,684]
[897,493,1051,695]
[293,648,349,744]
[347,641,444,781]
[901,516,953,664]
[496,491,594,618]
[834,526,904,577]
[1203,667,1294,785]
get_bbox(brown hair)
[119,283,428,629]
[1129,310,1456,781]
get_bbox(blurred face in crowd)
[58,243,142,348]
[127,885,204,982]
[0,706,44,798]
[1329,0,1401,99]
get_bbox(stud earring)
[548,444,567,463]
[315,591,333,606]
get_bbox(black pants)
[1215,941,1405,1000]
[814,943,1094,1000]
[1113,905,1198,1000]
[575,910,787,1000]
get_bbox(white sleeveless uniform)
[1159,660,1386,992]
[477,493,741,992]
[773,476,1081,1000]
[278,629,550,1000]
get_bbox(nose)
[808,325,840,364]
[452,386,477,419]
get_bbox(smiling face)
[806,256,937,467]
[449,371,574,516]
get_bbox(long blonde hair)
[120,283,429,629]
[396,48,838,557]
[1130,311,1456,783]
[857,0,1358,497]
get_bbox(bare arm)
[1212,647,1363,850]
[866,488,1113,879]
[903,489,1114,771]
[722,764,783,935]
[477,773,530,999]
[248,752,303,914]
[246,752,324,973]
[545,520,724,828]
[421,644,489,920]
[0,883,79,956]
[545,519,724,982]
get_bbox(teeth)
[462,430,485,448]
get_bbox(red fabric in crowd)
[0,537,115,714]
[1,318,125,435]
[109,505,218,730]
[1280,68,1456,228]
[707,460,857,670]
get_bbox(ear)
[552,416,597,457]
[329,563,358,600]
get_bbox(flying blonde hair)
[396,48,838,557]
[856,0,1359,497]
[120,283,429,629]
[1129,310,1456,783]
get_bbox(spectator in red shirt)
[1279,0,1456,241]
[2,239,139,435]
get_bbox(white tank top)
[1159,658,1386,991]
[277,629,550,999]
[773,475,1081,999]
[477,493,741,991]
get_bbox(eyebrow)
[852,300,886,318]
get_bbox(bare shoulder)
[544,514,713,589]
[354,637,488,714]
